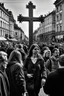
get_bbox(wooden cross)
[17,1,44,48]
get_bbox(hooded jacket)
[6,50,26,96]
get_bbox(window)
[0,30,2,36]
[57,15,59,21]
[0,10,1,17]
[60,13,62,20]
[15,32,17,35]
[3,22,4,28]
[0,21,1,27]
[60,4,62,10]
[0,21,2,27]
[57,24,59,32]
[60,23,62,31]
[57,6,59,12]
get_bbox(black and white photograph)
[0,0,64,96]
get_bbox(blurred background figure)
[45,48,59,73]
[16,43,27,64]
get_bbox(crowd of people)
[0,41,64,96]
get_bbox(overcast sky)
[0,0,56,37]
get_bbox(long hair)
[8,50,23,66]
[28,43,40,57]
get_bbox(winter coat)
[6,50,26,96]
[24,57,47,94]
[0,69,10,96]
[43,68,64,96]
[45,56,59,72]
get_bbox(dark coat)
[6,50,26,96]
[0,69,10,96]
[43,68,64,96]
[45,56,59,72]
[24,57,47,94]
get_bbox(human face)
[45,50,51,58]
[54,49,59,57]
[32,46,40,56]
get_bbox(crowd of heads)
[0,41,64,70]
[1,41,64,96]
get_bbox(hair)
[43,49,51,58]
[18,49,26,63]
[18,44,23,49]
[8,50,22,64]
[28,43,40,57]
[52,48,59,54]
[59,54,64,66]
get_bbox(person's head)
[18,49,26,63]
[59,54,64,67]
[8,50,23,66]
[28,44,40,57]
[0,51,8,68]
[23,45,28,55]
[43,49,51,58]
[18,44,23,49]
[52,48,59,57]
[14,44,19,50]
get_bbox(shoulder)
[38,57,44,62]
[0,73,3,78]
[47,70,58,79]
[10,63,22,72]
[0,72,5,83]
[50,56,55,60]
[25,57,31,63]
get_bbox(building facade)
[0,3,15,39]
[34,10,56,44]
[14,23,25,42]
[34,0,64,44]
[54,0,64,42]
[0,3,10,38]
[9,11,15,38]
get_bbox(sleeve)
[40,59,47,79]
[45,59,52,72]
[43,74,52,95]
[13,65,27,94]
[24,58,29,76]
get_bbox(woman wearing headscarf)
[24,44,47,96]
[6,50,27,96]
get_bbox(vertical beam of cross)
[26,2,35,47]
[17,1,44,48]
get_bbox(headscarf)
[8,50,23,67]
